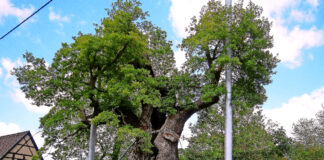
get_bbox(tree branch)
[212,40,221,59]
[112,42,129,64]
[182,65,223,119]
[56,127,85,144]
[206,49,213,68]
[184,96,220,120]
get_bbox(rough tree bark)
[126,96,220,160]
[153,110,191,160]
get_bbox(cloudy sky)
[0,0,323,149]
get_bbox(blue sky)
[0,0,324,148]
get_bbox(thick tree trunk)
[128,109,193,160]
[153,110,191,160]
[127,97,218,159]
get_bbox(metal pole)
[224,0,232,160]
[88,123,97,160]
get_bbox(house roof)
[0,131,42,159]
[0,131,29,158]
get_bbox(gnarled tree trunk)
[127,99,217,160]
[153,110,191,160]
[128,110,190,160]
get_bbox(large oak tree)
[14,0,278,159]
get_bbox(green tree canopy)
[14,0,164,158]
[13,0,279,159]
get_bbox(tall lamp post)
[224,0,232,160]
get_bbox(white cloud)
[168,0,209,38]
[168,0,208,68]
[264,86,324,136]
[179,121,192,148]
[1,58,22,87]
[242,0,324,68]
[253,0,298,18]
[1,57,50,114]
[174,49,186,69]
[289,9,314,22]
[179,114,197,148]
[307,0,319,7]
[49,8,70,23]
[0,122,21,136]
[10,88,51,114]
[0,0,34,22]
[1,57,19,72]
[169,0,324,69]
[271,25,324,68]
[30,130,45,148]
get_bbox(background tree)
[266,120,292,158]
[179,104,292,159]
[292,106,324,146]
[14,0,278,159]
[289,106,324,159]
[177,1,278,158]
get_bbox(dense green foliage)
[14,0,165,158]
[179,0,278,158]
[289,144,324,160]
[12,0,291,159]
[180,0,278,109]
